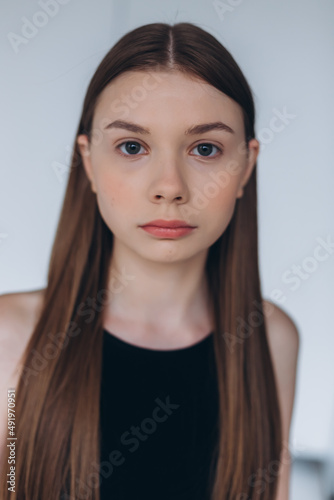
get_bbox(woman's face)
[77,70,259,264]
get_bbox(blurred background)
[0,0,333,497]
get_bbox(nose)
[147,154,190,204]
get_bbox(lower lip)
[140,226,196,238]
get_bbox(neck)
[104,240,212,339]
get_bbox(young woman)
[0,22,299,500]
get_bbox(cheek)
[199,180,239,233]
[94,175,137,222]
[193,152,245,212]
[201,174,239,212]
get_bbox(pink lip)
[139,219,196,229]
[140,226,195,238]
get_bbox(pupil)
[198,144,212,156]
[126,142,141,154]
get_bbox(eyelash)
[115,141,223,159]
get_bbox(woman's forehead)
[97,69,230,102]
[93,70,244,132]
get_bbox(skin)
[77,70,259,347]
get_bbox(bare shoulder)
[261,299,300,436]
[0,288,46,340]
[0,288,46,463]
[262,299,300,499]
[0,288,46,376]
[262,299,300,375]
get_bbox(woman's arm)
[263,300,300,500]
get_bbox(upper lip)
[139,219,196,228]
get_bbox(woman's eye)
[116,141,221,158]
[117,141,146,156]
[191,143,221,157]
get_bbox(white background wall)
[1,0,333,488]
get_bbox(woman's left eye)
[190,143,222,158]
[117,141,147,156]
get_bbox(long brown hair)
[1,22,282,500]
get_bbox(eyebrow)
[103,119,235,135]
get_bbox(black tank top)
[99,328,219,500]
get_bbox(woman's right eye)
[116,141,147,156]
